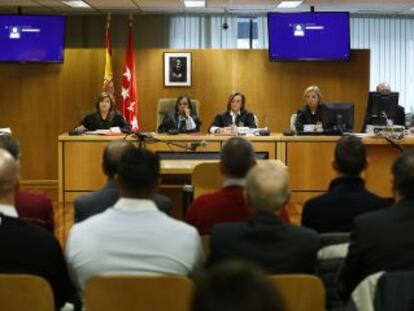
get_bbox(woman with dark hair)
[74,92,130,133]
[158,95,201,133]
[209,92,257,134]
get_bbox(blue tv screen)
[268,12,350,61]
[0,15,65,63]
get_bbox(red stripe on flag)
[121,21,139,131]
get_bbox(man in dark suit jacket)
[338,148,414,300]
[74,140,171,223]
[208,161,319,274]
[302,136,390,233]
[362,82,406,130]
[0,149,70,309]
[0,134,55,232]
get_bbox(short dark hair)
[392,148,414,199]
[192,261,284,311]
[226,92,246,111]
[0,134,20,160]
[221,137,256,178]
[118,148,160,195]
[334,136,367,176]
[102,141,136,178]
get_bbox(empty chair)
[290,113,297,131]
[192,162,224,199]
[85,275,193,311]
[0,274,54,311]
[268,274,325,311]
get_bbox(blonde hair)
[303,85,322,104]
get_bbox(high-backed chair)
[268,274,325,311]
[85,275,193,311]
[157,98,200,129]
[0,275,54,311]
[192,162,224,199]
[290,113,297,131]
[317,233,350,310]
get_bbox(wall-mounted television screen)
[0,15,65,63]
[268,12,350,61]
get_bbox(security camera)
[222,22,229,30]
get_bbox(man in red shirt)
[186,137,256,235]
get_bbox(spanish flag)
[103,14,114,97]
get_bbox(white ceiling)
[0,0,413,15]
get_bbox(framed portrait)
[164,52,192,87]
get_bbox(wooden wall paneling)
[287,141,337,191]
[364,145,400,198]
[0,49,370,181]
[64,141,107,190]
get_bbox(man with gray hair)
[363,82,405,129]
[208,161,319,274]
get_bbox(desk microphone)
[135,132,153,139]
[190,140,208,151]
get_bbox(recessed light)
[62,1,91,8]
[277,1,303,9]
[184,0,206,8]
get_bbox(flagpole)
[103,13,114,98]
[106,13,111,28]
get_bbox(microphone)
[336,114,344,134]
[135,132,153,139]
[381,133,404,152]
[189,140,208,151]
[382,111,393,127]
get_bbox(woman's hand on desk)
[215,127,232,135]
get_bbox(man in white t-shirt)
[66,147,203,291]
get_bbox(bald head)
[0,149,19,199]
[245,162,289,213]
[376,82,391,95]
[103,140,136,178]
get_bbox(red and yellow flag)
[121,16,139,131]
[103,14,114,97]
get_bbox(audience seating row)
[0,274,325,311]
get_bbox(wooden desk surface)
[58,132,411,203]
[161,160,218,175]
[160,159,284,175]
[58,132,414,145]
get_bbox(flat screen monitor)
[365,92,399,125]
[323,102,354,132]
[0,15,65,63]
[267,12,350,61]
